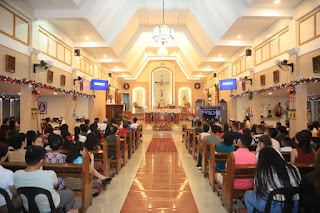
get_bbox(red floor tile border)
[120,135,199,213]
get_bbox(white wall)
[38,96,65,119]
[236,96,250,121]
[76,96,89,119]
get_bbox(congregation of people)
[191,118,320,213]
[0,116,140,213]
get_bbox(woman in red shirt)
[291,131,315,164]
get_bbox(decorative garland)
[0,75,95,98]
[308,97,320,102]
[230,77,320,98]
[1,95,20,101]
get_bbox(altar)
[145,108,181,124]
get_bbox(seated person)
[215,132,235,172]
[13,146,75,212]
[80,124,88,137]
[215,135,257,190]
[300,149,320,213]
[117,123,130,136]
[105,119,118,137]
[31,134,44,147]
[8,133,27,162]
[98,118,108,132]
[88,124,101,141]
[42,126,53,147]
[276,126,287,143]
[130,117,139,129]
[73,127,86,143]
[126,121,134,132]
[215,126,224,138]
[194,120,203,133]
[200,124,210,140]
[256,128,280,152]
[291,131,315,164]
[26,130,37,147]
[253,125,265,143]
[66,142,111,186]
[85,133,101,151]
[231,123,242,141]
[244,147,300,213]
[105,128,118,158]
[0,143,22,213]
[280,137,293,152]
[205,125,222,146]
[45,134,66,163]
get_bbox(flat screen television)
[219,79,237,90]
[90,80,108,90]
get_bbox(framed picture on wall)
[6,55,15,73]
[273,70,280,83]
[60,75,66,86]
[47,70,53,83]
[260,75,266,86]
[313,55,320,73]
[38,102,47,114]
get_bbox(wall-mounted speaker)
[74,49,80,56]
[213,73,217,78]
[245,49,252,57]
[108,73,112,77]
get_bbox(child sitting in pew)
[280,137,293,152]
[244,147,301,213]
[66,142,111,186]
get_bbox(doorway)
[122,93,130,111]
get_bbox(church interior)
[0,0,320,212]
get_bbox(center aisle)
[120,134,199,213]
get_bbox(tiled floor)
[120,134,198,213]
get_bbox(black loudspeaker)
[108,73,112,77]
[74,49,80,56]
[246,49,252,56]
[213,73,217,78]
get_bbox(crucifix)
[155,75,169,98]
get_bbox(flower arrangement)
[153,123,172,131]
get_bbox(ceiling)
[20,0,306,79]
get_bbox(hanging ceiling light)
[157,44,168,56]
[153,0,174,44]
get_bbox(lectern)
[106,104,123,122]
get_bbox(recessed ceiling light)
[18,93,21,95]
[268,92,272,95]
[54,92,58,95]
[115,66,118,68]
[207,65,210,68]
[219,54,222,57]
[274,0,280,4]
[200,73,202,75]
[85,37,89,40]
[104,55,107,58]
[237,35,241,39]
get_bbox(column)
[65,94,76,131]
[20,84,37,132]
[289,84,308,138]
[88,98,95,122]
[94,90,106,121]
[250,94,261,125]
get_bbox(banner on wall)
[219,79,237,90]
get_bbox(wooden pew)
[191,131,200,159]
[2,152,93,213]
[221,152,256,213]
[208,144,228,190]
[127,132,133,159]
[201,137,210,177]
[119,134,129,166]
[105,136,121,175]
[182,124,187,143]
[294,163,315,178]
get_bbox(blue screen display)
[90,80,108,90]
[219,79,237,90]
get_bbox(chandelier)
[153,0,174,44]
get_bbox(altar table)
[145,109,181,124]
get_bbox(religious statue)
[155,75,169,104]
[274,102,285,117]
[260,103,265,118]
[267,104,272,117]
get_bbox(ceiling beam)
[240,8,294,18]
[215,40,252,47]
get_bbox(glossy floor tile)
[120,135,198,213]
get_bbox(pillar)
[93,90,106,121]
[20,84,37,132]
[289,84,308,138]
[229,97,237,120]
[88,98,95,123]
[250,94,261,125]
[65,94,76,131]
